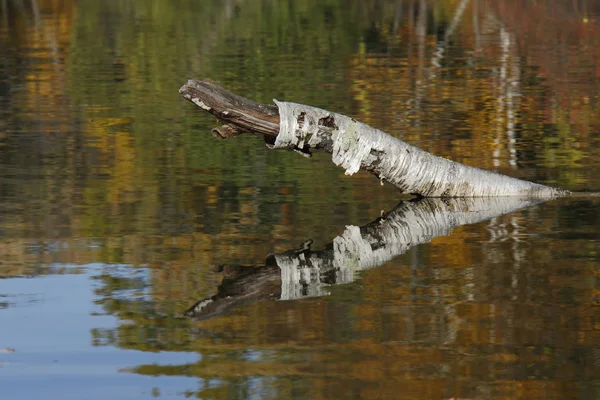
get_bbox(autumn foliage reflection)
[1,1,600,400]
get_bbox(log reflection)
[185,197,546,320]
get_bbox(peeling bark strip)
[180,80,569,198]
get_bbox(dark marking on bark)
[313,132,334,152]
[368,149,385,170]
[294,144,312,158]
[263,134,276,148]
[297,112,306,129]
[318,115,338,131]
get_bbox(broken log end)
[179,79,280,137]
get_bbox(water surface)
[1,1,600,399]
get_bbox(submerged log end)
[529,184,571,199]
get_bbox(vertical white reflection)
[494,25,521,168]
[486,211,526,302]
[430,0,470,72]
[494,27,508,167]
[506,29,520,168]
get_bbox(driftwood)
[180,79,570,198]
[184,197,546,320]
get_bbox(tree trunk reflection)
[186,197,548,320]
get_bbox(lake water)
[1,1,600,399]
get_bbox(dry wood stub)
[179,79,279,138]
[180,79,570,198]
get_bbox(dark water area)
[1,1,600,399]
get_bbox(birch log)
[180,79,569,198]
[185,196,545,319]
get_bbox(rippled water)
[1,1,600,399]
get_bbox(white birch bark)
[273,101,568,198]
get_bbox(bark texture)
[180,79,570,198]
[274,101,568,197]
